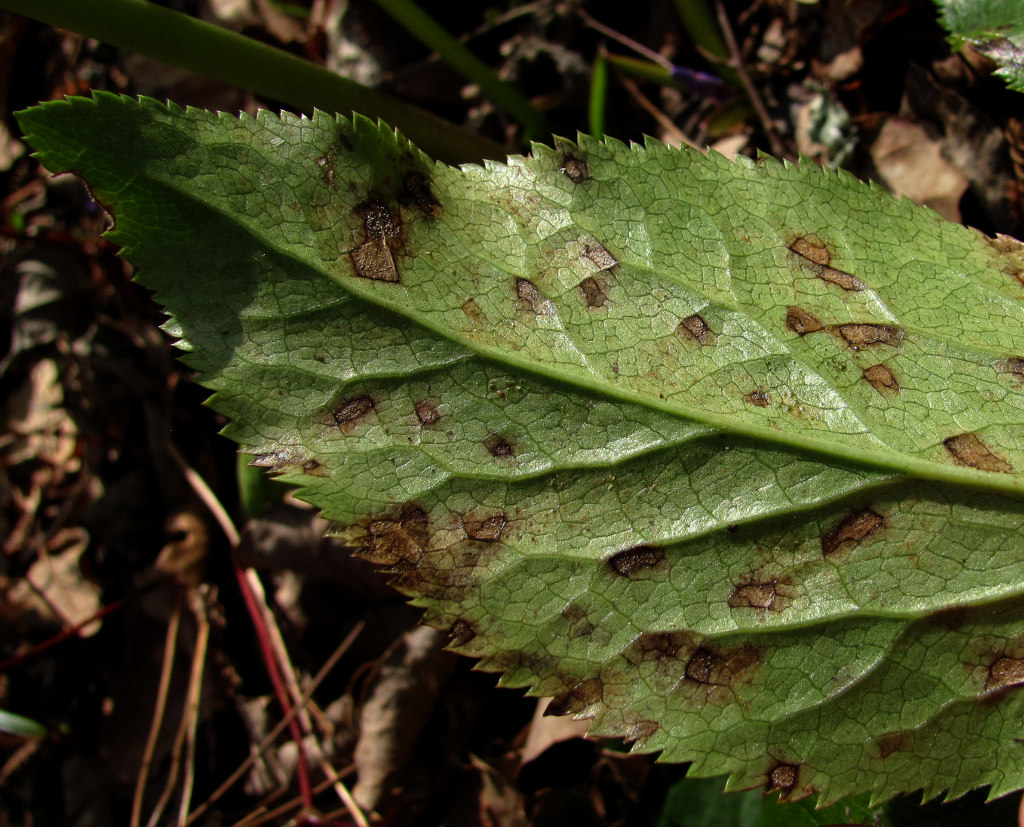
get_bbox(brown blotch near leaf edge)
[785,306,824,336]
[546,677,603,716]
[561,154,591,184]
[447,619,478,647]
[362,503,430,567]
[1002,357,1024,384]
[608,545,665,577]
[678,313,716,346]
[767,763,799,794]
[944,432,1013,473]
[822,508,885,557]
[986,656,1024,691]
[863,363,900,396]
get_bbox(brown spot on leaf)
[729,580,779,610]
[863,364,900,396]
[875,731,910,760]
[986,656,1024,691]
[1001,357,1024,384]
[684,645,759,687]
[582,240,617,272]
[785,306,824,335]
[331,395,375,429]
[608,545,665,577]
[516,277,546,314]
[561,155,591,184]
[622,631,694,666]
[578,276,609,308]
[484,433,515,457]
[301,459,327,476]
[744,388,771,407]
[944,432,1013,473]
[415,400,441,426]
[789,235,830,266]
[315,148,338,189]
[462,297,485,325]
[397,172,440,218]
[362,503,429,567]
[561,603,597,640]
[985,233,1024,286]
[463,512,506,542]
[822,508,885,557]
[350,199,402,283]
[546,677,603,716]
[623,720,661,743]
[447,619,478,647]
[788,235,865,291]
[834,323,905,351]
[767,763,799,794]
[678,314,716,346]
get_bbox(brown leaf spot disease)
[397,172,441,218]
[415,400,441,426]
[561,155,591,184]
[678,314,716,346]
[744,388,771,407]
[608,545,665,577]
[363,504,429,567]
[835,323,904,351]
[986,656,1024,691]
[788,235,865,291]
[729,580,780,611]
[484,433,515,458]
[350,199,402,283]
[944,432,1013,473]
[684,644,759,688]
[863,364,900,396]
[463,512,506,543]
[582,240,617,272]
[546,677,603,716]
[331,396,375,429]
[516,278,545,315]
[578,276,609,308]
[822,508,885,557]
[767,763,799,794]
[785,306,824,336]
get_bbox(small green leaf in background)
[17,93,1024,807]
[0,708,47,738]
[936,0,1024,91]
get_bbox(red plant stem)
[231,554,314,812]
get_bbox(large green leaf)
[17,93,1024,806]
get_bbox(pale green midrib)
[63,137,1024,497]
